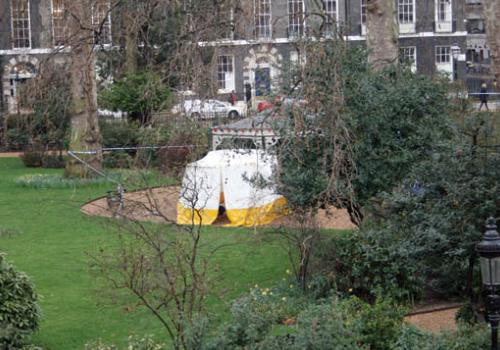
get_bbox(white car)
[173,99,245,119]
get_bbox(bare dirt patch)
[81,186,356,230]
[405,304,460,333]
[0,152,22,158]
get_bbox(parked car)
[172,99,246,119]
[257,96,307,113]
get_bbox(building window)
[11,0,31,49]
[398,0,414,23]
[52,0,65,46]
[398,0,415,33]
[255,0,271,39]
[217,56,235,92]
[288,0,305,38]
[361,0,367,35]
[466,18,485,34]
[399,46,417,72]
[435,0,452,32]
[323,0,337,35]
[93,0,112,45]
[435,46,450,63]
[220,8,235,40]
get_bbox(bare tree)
[89,166,228,350]
[64,1,102,177]
[366,0,399,71]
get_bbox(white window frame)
[398,0,416,34]
[399,46,417,73]
[92,0,112,46]
[223,8,235,40]
[435,46,453,78]
[288,0,305,38]
[217,55,235,93]
[10,0,32,49]
[361,0,367,36]
[254,0,272,39]
[51,0,65,47]
[435,0,452,33]
[323,0,338,36]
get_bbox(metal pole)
[492,319,498,350]
[488,293,500,350]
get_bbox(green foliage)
[99,120,140,149]
[374,144,500,299]
[391,324,489,350]
[156,120,208,176]
[103,152,134,169]
[15,65,71,152]
[15,174,113,189]
[455,302,477,325]
[311,230,425,302]
[276,136,330,212]
[207,279,407,350]
[85,335,166,350]
[286,302,363,350]
[205,294,275,349]
[14,170,157,189]
[4,128,30,151]
[339,296,407,350]
[346,68,456,207]
[277,42,456,224]
[21,151,65,169]
[100,71,172,125]
[0,254,40,349]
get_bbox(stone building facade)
[464,0,491,92]
[0,0,114,115]
[209,0,470,104]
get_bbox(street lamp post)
[477,217,500,350]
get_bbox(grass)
[0,158,290,349]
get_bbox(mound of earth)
[81,185,356,230]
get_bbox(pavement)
[0,152,22,158]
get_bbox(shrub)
[290,302,362,350]
[0,254,41,349]
[103,152,134,169]
[391,324,489,350]
[156,122,208,177]
[205,295,274,349]
[135,126,171,167]
[85,335,165,350]
[339,296,407,350]
[20,151,43,168]
[99,71,172,125]
[20,152,66,169]
[311,228,425,303]
[5,128,30,151]
[99,120,140,149]
[41,154,65,169]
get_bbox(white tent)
[177,149,287,227]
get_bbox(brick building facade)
[0,0,491,115]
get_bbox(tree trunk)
[484,0,500,79]
[65,1,102,178]
[123,1,139,75]
[366,0,399,71]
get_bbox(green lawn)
[0,158,289,349]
